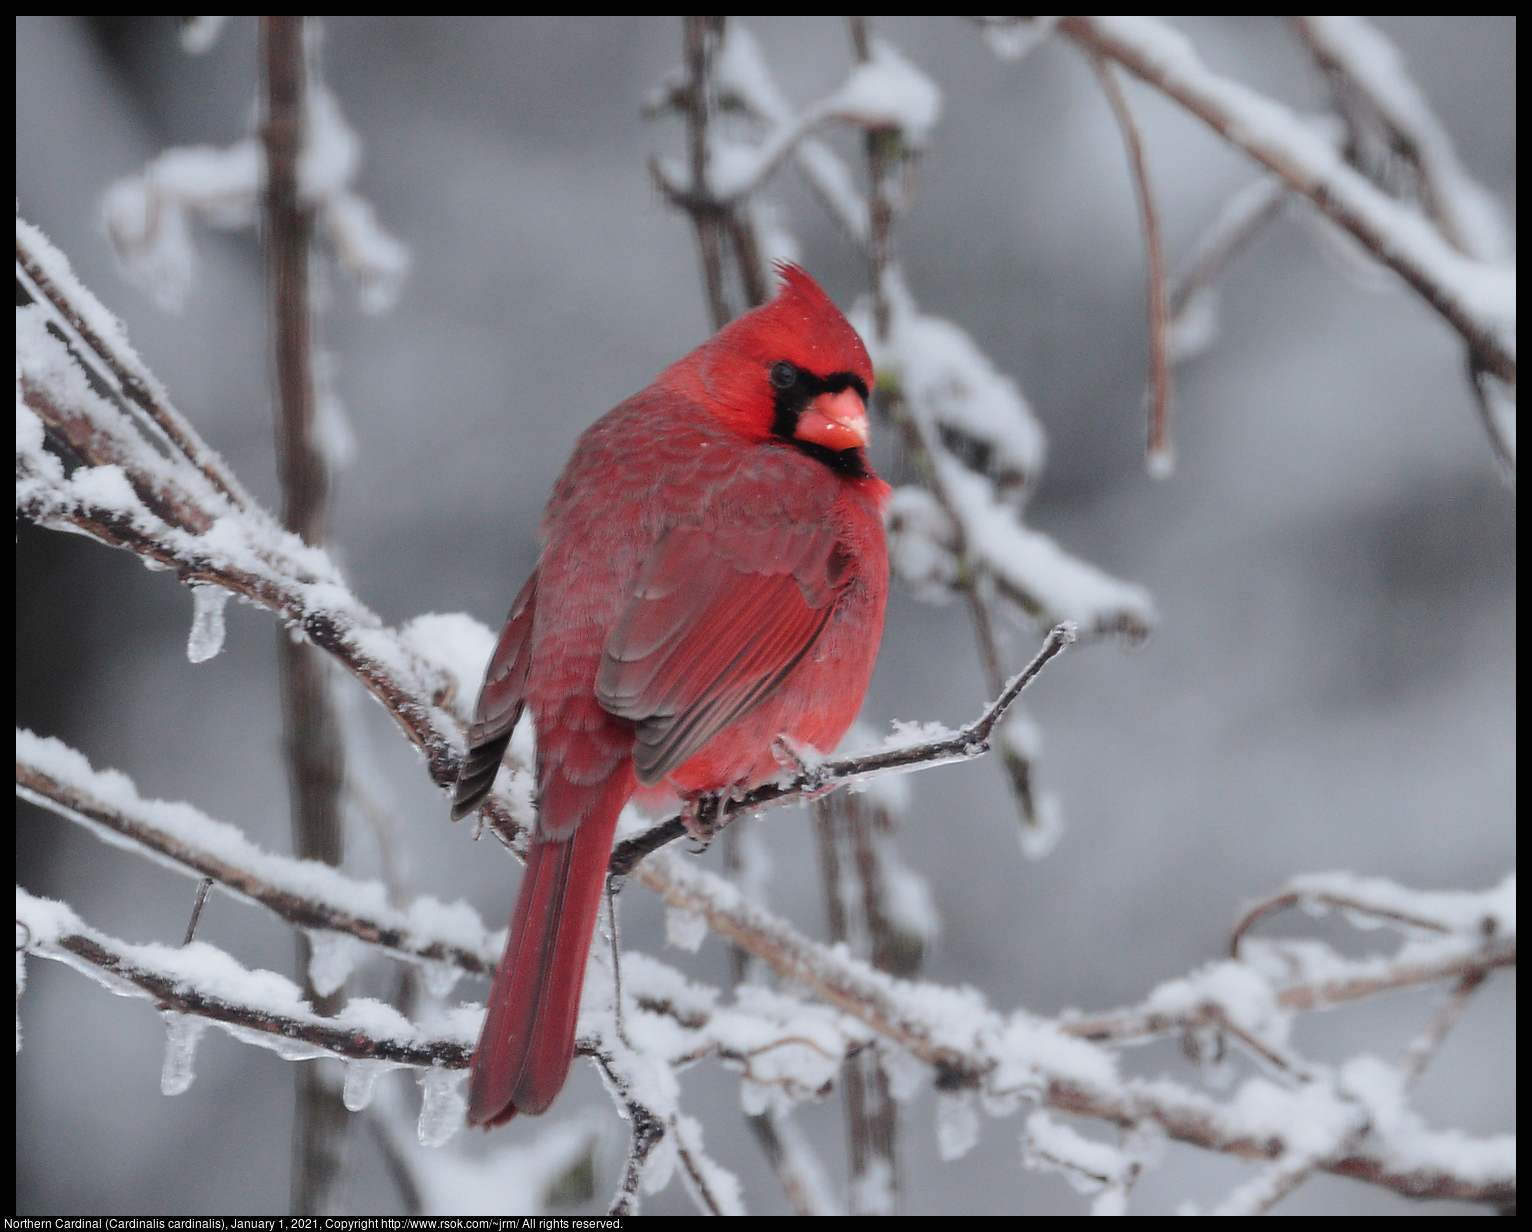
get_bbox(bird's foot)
[680,794,724,851]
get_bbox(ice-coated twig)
[1087,53,1173,478]
[15,730,500,978]
[1055,16,1515,387]
[16,886,474,1071]
[181,878,214,947]
[609,622,1076,877]
[1398,970,1489,1090]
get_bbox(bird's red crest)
[660,264,875,442]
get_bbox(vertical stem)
[684,15,732,332]
[813,792,902,1214]
[262,14,349,1216]
[1090,52,1178,475]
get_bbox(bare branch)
[1087,53,1173,478]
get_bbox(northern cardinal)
[452,264,889,1127]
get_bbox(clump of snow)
[411,1114,603,1216]
[398,612,497,721]
[980,17,1061,63]
[665,904,708,954]
[305,928,364,998]
[936,1088,980,1160]
[885,486,960,603]
[835,40,942,149]
[1017,792,1064,861]
[1167,285,1220,364]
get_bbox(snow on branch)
[15,729,501,982]
[1291,17,1512,267]
[856,277,1156,644]
[630,852,1515,1207]
[1055,17,1515,388]
[16,886,476,1072]
[99,22,408,316]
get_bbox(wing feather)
[596,519,848,786]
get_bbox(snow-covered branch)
[16,729,500,982]
[630,850,1515,1206]
[1055,16,1515,388]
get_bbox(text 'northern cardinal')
[452,264,890,1127]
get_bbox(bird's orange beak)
[794,388,868,452]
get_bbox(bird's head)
[663,264,876,475]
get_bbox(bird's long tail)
[467,775,629,1127]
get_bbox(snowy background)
[15,15,1514,1216]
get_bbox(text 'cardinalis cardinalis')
[452,264,890,1126]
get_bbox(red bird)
[452,264,889,1127]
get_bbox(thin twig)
[1230,888,1452,958]
[181,878,214,947]
[1088,53,1172,476]
[15,224,261,517]
[1398,969,1489,1089]
[609,622,1076,877]
[1168,174,1287,321]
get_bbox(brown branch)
[261,16,349,1213]
[1055,16,1514,388]
[1230,887,1454,958]
[1088,53,1172,475]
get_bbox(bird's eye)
[769,361,797,390]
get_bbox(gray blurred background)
[16,16,1514,1216]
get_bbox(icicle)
[305,930,363,998]
[935,1089,979,1161]
[664,904,707,953]
[417,1067,467,1147]
[185,585,230,664]
[420,958,461,1001]
[160,1011,210,1096]
[15,938,26,1055]
[342,1058,390,1111]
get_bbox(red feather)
[454,265,889,1126]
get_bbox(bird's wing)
[596,518,851,786]
[452,569,538,819]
